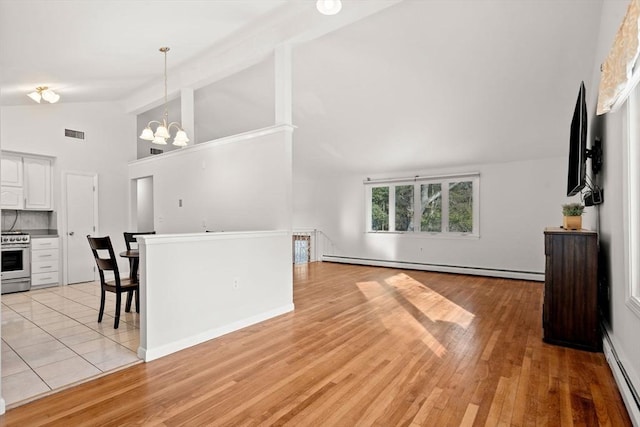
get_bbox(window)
[371,187,389,231]
[395,185,414,231]
[448,181,473,233]
[366,174,479,236]
[626,82,640,317]
[420,183,441,232]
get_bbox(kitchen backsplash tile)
[1,210,53,231]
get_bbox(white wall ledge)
[129,124,295,168]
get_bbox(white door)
[65,173,98,284]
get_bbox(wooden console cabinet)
[543,228,600,352]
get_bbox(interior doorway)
[134,176,154,232]
[293,233,311,264]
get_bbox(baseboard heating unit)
[321,255,544,282]
[602,328,640,426]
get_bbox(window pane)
[420,183,442,232]
[371,187,389,231]
[395,185,414,231]
[449,181,473,233]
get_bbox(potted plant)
[562,202,585,230]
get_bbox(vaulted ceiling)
[0,0,287,105]
[0,0,604,174]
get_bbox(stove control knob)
[9,237,15,242]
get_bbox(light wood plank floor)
[0,262,631,426]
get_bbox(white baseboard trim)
[138,303,295,362]
[0,397,5,416]
[602,332,640,426]
[322,255,544,282]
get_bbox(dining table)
[119,249,140,283]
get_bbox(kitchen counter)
[23,229,59,238]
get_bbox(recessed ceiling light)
[316,0,342,15]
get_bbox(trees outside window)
[448,181,473,233]
[396,185,414,231]
[371,186,389,231]
[421,183,442,232]
[367,175,479,236]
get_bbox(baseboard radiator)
[321,255,544,282]
[602,328,640,426]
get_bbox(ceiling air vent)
[65,129,85,140]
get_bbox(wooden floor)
[0,262,631,426]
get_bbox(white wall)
[138,231,293,361]
[195,55,274,143]
[1,102,136,274]
[129,125,293,234]
[590,1,640,423]
[294,156,572,279]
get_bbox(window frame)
[625,82,640,317]
[365,173,480,238]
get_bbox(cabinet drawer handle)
[40,266,53,269]
[38,254,53,258]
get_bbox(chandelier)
[27,86,60,103]
[139,47,189,147]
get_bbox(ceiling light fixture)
[27,86,60,104]
[139,47,189,147]
[316,0,342,15]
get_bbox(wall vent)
[150,148,163,155]
[65,129,85,140]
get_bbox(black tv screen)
[567,81,587,196]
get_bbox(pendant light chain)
[162,46,169,126]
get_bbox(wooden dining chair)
[122,231,155,313]
[87,235,139,329]
[123,231,155,279]
[123,231,156,251]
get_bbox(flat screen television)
[567,81,587,196]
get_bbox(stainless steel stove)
[1,231,31,294]
[1,231,31,244]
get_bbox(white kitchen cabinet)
[24,157,52,210]
[1,186,24,209]
[0,153,53,210]
[31,237,59,288]
[1,155,23,186]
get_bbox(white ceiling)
[0,0,288,105]
[292,0,604,174]
[0,0,605,174]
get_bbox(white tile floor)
[1,282,141,408]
